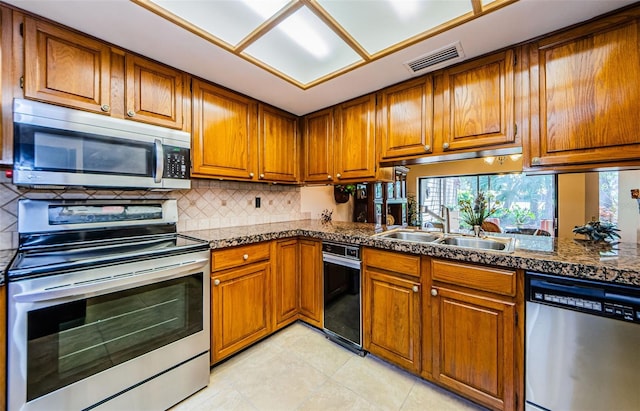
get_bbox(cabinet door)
[378,77,434,160]
[526,12,640,169]
[0,6,14,165]
[334,94,377,181]
[299,239,322,327]
[0,285,6,411]
[258,104,298,182]
[431,286,515,411]
[23,17,111,114]
[302,108,334,183]
[363,268,421,373]
[439,50,515,152]
[125,54,185,129]
[210,261,271,363]
[273,239,299,330]
[192,79,258,180]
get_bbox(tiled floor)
[172,322,486,411]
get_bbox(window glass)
[419,173,556,236]
[599,171,618,224]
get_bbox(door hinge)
[516,393,519,409]
[515,311,519,326]
[514,123,517,137]
[20,76,24,89]
[513,52,517,67]
[19,22,24,37]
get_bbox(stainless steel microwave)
[12,98,191,190]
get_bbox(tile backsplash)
[0,174,308,250]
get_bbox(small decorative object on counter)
[320,209,333,224]
[407,194,421,227]
[572,220,620,243]
[458,191,501,232]
[631,189,640,212]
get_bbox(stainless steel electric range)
[6,199,211,411]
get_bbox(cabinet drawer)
[431,259,516,297]
[363,248,421,278]
[211,242,271,272]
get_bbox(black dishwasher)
[322,242,364,354]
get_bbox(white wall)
[557,174,587,239]
[619,170,640,243]
[300,185,353,222]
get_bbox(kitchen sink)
[374,229,442,243]
[436,235,515,253]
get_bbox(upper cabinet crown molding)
[524,7,640,171]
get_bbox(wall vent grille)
[404,42,465,74]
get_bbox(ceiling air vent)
[403,41,465,75]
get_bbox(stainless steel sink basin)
[374,229,442,243]
[437,235,515,253]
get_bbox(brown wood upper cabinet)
[437,49,516,152]
[302,107,334,183]
[23,17,186,129]
[334,94,378,182]
[377,76,435,160]
[124,54,185,129]
[524,8,640,171]
[23,17,112,114]
[258,104,299,183]
[191,79,258,181]
[0,5,16,166]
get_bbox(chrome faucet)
[422,205,450,234]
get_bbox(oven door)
[7,251,210,411]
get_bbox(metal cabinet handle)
[127,110,136,117]
[424,145,431,152]
[249,172,254,178]
[101,104,110,112]
[336,173,342,179]
[243,254,249,261]
[213,279,220,286]
[442,142,450,150]
[327,175,332,180]
[431,288,438,297]
[412,285,419,293]
[532,157,541,165]
[259,174,265,179]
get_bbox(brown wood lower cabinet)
[363,248,422,373]
[1,285,6,411]
[429,258,522,411]
[210,261,272,363]
[273,239,299,330]
[298,239,323,327]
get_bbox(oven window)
[25,273,204,401]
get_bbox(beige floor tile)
[400,379,487,411]
[297,379,382,411]
[331,355,417,410]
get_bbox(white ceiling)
[4,0,637,116]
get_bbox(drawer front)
[363,248,421,278]
[431,259,516,296]
[211,242,271,272]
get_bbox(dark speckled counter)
[188,219,640,287]
[1,249,17,286]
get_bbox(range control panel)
[528,273,640,324]
[163,146,190,179]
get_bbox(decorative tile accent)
[0,175,305,250]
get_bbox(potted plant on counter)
[334,184,356,203]
[458,191,501,236]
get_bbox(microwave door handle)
[13,258,209,303]
[154,139,164,183]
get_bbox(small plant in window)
[458,191,501,229]
[509,204,535,228]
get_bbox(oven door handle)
[13,258,209,303]
[322,253,361,270]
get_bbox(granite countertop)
[184,220,640,287]
[0,249,17,287]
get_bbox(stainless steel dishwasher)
[526,272,640,411]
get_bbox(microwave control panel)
[164,146,190,179]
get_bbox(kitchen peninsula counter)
[186,220,640,287]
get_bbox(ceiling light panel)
[243,6,363,85]
[316,0,474,55]
[151,0,289,46]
